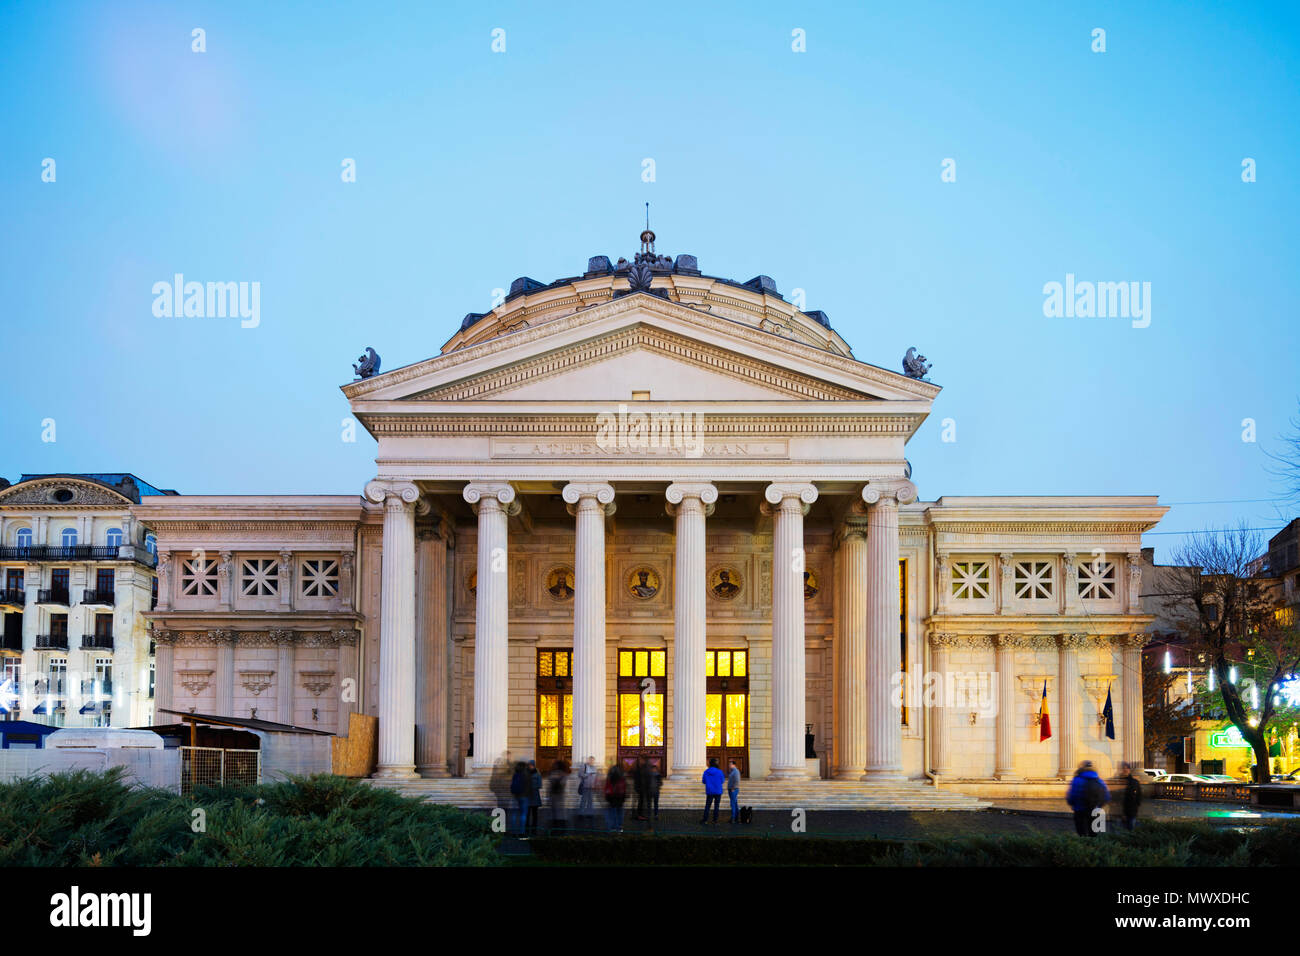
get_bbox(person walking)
[633,755,649,821]
[1065,759,1110,837]
[526,759,543,838]
[701,757,725,825]
[577,755,598,831]
[726,759,741,824]
[647,759,662,822]
[1119,761,1142,831]
[509,760,529,837]
[548,758,570,834]
[604,764,627,832]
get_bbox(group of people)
[1065,760,1143,836]
[490,753,747,835]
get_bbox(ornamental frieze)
[156,628,357,647]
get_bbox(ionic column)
[416,517,453,777]
[212,629,235,717]
[994,634,1021,780]
[1058,633,1083,778]
[862,479,917,779]
[153,629,175,715]
[1121,634,1144,768]
[564,482,616,771]
[463,482,519,775]
[833,504,869,778]
[930,633,956,777]
[365,479,424,779]
[762,481,818,779]
[666,481,716,778]
[270,630,295,725]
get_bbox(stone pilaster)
[271,629,295,725]
[277,550,293,609]
[1122,634,1144,767]
[833,503,869,778]
[564,482,616,770]
[1063,553,1082,614]
[1126,553,1143,614]
[997,552,1014,613]
[994,634,1022,780]
[1057,633,1085,777]
[762,481,818,779]
[334,628,359,736]
[366,478,424,779]
[217,552,233,610]
[463,481,519,774]
[153,629,175,714]
[212,629,235,717]
[934,551,950,614]
[666,481,716,778]
[862,479,916,779]
[929,632,958,777]
[155,552,172,611]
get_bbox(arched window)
[106,528,124,548]
[61,528,78,547]
[145,533,157,556]
[15,528,32,549]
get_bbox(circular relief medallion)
[803,568,820,601]
[708,566,743,601]
[467,570,477,597]
[545,566,575,602]
[626,566,661,601]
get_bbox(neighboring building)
[0,473,171,728]
[133,232,1168,801]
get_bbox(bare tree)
[1162,523,1300,783]
[1265,398,1300,504]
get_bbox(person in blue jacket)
[701,757,725,825]
[1065,760,1110,837]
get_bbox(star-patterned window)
[179,555,219,596]
[240,558,279,597]
[1014,560,1054,600]
[300,558,339,598]
[1078,559,1116,599]
[950,560,991,600]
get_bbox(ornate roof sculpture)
[438,219,854,359]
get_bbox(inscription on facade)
[490,438,789,459]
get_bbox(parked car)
[1198,774,1244,784]
[1161,773,1212,785]
[1140,767,1168,779]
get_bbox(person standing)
[1065,759,1110,837]
[633,755,649,821]
[509,761,529,837]
[647,760,662,822]
[1119,761,1142,831]
[726,760,741,824]
[577,755,598,830]
[548,758,570,834]
[604,764,627,832]
[701,757,724,825]
[526,759,543,838]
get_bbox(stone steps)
[368,777,992,811]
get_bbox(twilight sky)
[2,0,1297,561]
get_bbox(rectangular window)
[951,561,990,599]
[180,557,218,596]
[50,614,68,638]
[94,615,113,638]
[1078,559,1116,599]
[1013,561,1054,600]
[96,568,115,594]
[240,558,279,597]
[5,569,22,590]
[300,558,339,597]
[51,568,69,593]
[705,694,722,747]
[619,694,641,746]
[725,693,746,746]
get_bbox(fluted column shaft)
[215,639,234,717]
[834,519,869,778]
[667,482,716,777]
[1058,635,1081,777]
[153,637,174,715]
[464,482,517,775]
[416,524,451,777]
[930,636,953,776]
[764,482,818,779]
[862,480,916,778]
[276,639,295,725]
[368,479,421,778]
[994,635,1019,779]
[564,482,615,770]
[1122,636,1143,767]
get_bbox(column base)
[860,769,906,782]
[466,764,497,778]
[418,766,451,778]
[832,768,864,780]
[372,766,419,780]
[766,767,810,781]
[994,771,1022,781]
[670,765,707,780]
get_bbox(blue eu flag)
[1103,687,1115,740]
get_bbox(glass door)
[617,648,666,773]
[706,649,749,777]
[536,649,573,772]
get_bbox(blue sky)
[1,1,1297,560]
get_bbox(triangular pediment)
[343,293,939,407]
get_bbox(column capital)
[665,481,716,517]
[762,481,818,515]
[365,479,429,515]
[463,481,521,516]
[862,479,918,507]
[563,481,616,516]
[1057,632,1090,648]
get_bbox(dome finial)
[639,202,655,257]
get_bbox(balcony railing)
[82,588,115,606]
[0,588,24,607]
[0,545,156,567]
[35,633,69,650]
[37,589,70,606]
[81,634,114,651]
[80,679,113,696]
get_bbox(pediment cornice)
[342,292,939,404]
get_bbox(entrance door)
[535,649,573,773]
[617,648,666,773]
[706,649,749,777]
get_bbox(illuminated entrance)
[536,649,572,772]
[617,648,666,773]
[706,649,748,777]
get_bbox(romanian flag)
[1038,680,1052,741]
